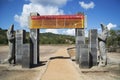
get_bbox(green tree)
[107,29,120,47]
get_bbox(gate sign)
[29,14,85,29]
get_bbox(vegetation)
[0,28,75,45]
[40,33,75,44]
[107,29,120,48]
[0,28,120,48]
[0,28,7,44]
[106,29,120,52]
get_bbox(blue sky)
[0,0,120,36]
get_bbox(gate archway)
[29,12,86,65]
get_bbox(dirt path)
[41,48,81,80]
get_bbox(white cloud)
[62,29,75,36]
[107,23,117,30]
[30,0,67,7]
[62,29,88,37]
[79,1,95,10]
[45,29,58,34]
[41,29,75,35]
[41,29,89,37]
[14,0,67,27]
[85,30,88,37]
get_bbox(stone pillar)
[29,12,40,65]
[79,44,89,68]
[30,29,39,64]
[22,44,31,68]
[15,30,26,64]
[75,28,85,64]
[89,29,98,66]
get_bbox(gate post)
[88,29,98,66]
[16,30,26,64]
[30,13,40,65]
[75,28,85,64]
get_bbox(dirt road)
[41,48,81,80]
[40,46,120,80]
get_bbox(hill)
[0,28,75,45]
[0,28,8,44]
[40,33,75,44]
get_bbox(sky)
[0,0,120,36]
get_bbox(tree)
[107,29,120,47]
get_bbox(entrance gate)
[15,12,97,68]
[29,12,85,65]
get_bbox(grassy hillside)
[40,33,75,44]
[0,28,8,44]
[0,28,75,45]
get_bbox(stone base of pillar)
[79,44,90,68]
[22,44,32,68]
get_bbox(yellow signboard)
[29,14,85,29]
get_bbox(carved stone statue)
[2,24,15,64]
[98,24,108,66]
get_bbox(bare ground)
[0,45,120,80]
[41,48,81,80]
